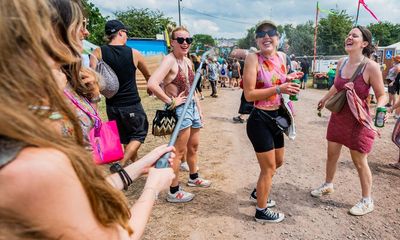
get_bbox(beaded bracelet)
[167,98,176,110]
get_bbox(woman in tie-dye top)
[242,20,303,223]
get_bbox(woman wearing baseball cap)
[243,20,303,223]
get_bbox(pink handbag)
[64,90,124,164]
[89,120,124,164]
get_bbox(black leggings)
[246,108,284,153]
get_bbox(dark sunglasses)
[174,37,193,44]
[255,29,278,38]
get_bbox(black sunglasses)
[173,37,193,44]
[255,29,278,38]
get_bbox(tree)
[115,8,175,39]
[286,21,314,56]
[237,27,256,49]
[317,10,353,55]
[81,0,107,46]
[368,22,400,47]
[191,34,215,52]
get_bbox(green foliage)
[237,27,256,49]
[368,22,400,46]
[82,0,107,46]
[286,21,314,56]
[115,8,175,38]
[191,34,215,52]
[317,10,353,55]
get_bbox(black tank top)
[101,45,140,106]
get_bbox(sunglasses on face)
[255,29,278,38]
[173,37,193,44]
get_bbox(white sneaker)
[187,177,211,188]
[349,199,374,216]
[310,183,334,198]
[166,187,194,203]
[180,162,199,172]
[180,162,190,172]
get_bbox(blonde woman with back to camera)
[0,0,175,239]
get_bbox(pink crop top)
[254,53,287,109]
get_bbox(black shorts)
[106,104,148,144]
[246,108,284,153]
[388,80,399,95]
[238,91,254,114]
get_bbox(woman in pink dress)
[311,26,386,216]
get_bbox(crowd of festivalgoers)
[1,0,400,239]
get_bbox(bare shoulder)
[245,53,258,63]
[365,58,380,72]
[0,147,74,198]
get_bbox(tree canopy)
[115,8,175,39]
[368,22,400,47]
[82,0,107,45]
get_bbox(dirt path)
[130,87,400,240]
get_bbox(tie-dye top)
[254,53,287,109]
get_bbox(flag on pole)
[164,28,171,47]
[317,2,334,15]
[359,0,380,23]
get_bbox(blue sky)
[90,0,400,38]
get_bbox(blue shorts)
[175,100,202,131]
[301,73,308,82]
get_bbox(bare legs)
[255,147,284,208]
[121,140,141,165]
[323,141,372,198]
[170,127,200,187]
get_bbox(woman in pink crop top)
[243,20,303,223]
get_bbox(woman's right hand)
[174,91,187,107]
[317,98,326,110]
[279,82,300,95]
[144,168,175,194]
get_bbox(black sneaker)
[232,116,244,123]
[249,189,276,208]
[255,208,284,223]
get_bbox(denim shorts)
[174,99,202,131]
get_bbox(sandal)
[388,162,400,170]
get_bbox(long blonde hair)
[0,0,132,235]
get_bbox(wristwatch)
[276,86,281,95]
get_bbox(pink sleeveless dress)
[326,62,375,153]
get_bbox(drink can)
[289,79,301,101]
[374,107,386,128]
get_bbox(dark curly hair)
[356,25,375,58]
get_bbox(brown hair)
[171,26,190,40]
[356,25,375,58]
[50,0,98,100]
[0,0,132,236]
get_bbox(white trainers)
[310,183,334,198]
[349,199,374,216]
[187,177,211,188]
[166,187,194,203]
[180,162,190,172]
[180,162,199,172]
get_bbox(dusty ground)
[127,86,400,240]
